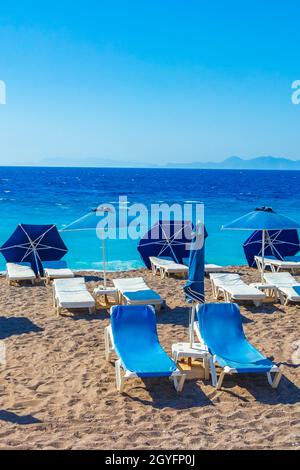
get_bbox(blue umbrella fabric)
[243,229,300,267]
[137,220,195,269]
[0,224,68,275]
[183,224,206,303]
[222,206,300,231]
[222,206,300,279]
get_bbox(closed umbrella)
[222,207,300,280]
[183,223,206,347]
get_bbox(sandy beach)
[0,266,299,450]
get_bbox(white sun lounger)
[113,277,163,311]
[149,256,188,279]
[42,260,74,284]
[210,272,266,306]
[6,262,36,285]
[204,264,224,274]
[264,272,300,305]
[255,255,300,274]
[53,278,96,316]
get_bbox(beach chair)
[6,262,36,285]
[113,277,163,311]
[105,305,185,393]
[183,257,224,274]
[149,256,188,279]
[210,272,266,306]
[204,264,224,274]
[264,272,300,305]
[196,303,282,390]
[255,255,300,274]
[53,277,95,316]
[42,260,74,284]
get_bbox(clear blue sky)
[0,0,299,166]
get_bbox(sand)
[0,266,299,450]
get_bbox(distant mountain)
[7,155,300,170]
[167,156,300,170]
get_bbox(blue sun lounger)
[104,305,185,393]
[196,303,282,390]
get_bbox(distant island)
[6,155,300,170]
[167,156,300,170]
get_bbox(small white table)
[250,283,279,301]
[172,342,210,380]
[93,286,118,306]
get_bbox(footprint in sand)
[291,340,300,365]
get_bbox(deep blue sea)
[0,166,300,271]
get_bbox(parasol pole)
[261,229,266,282]
[189,302,197,348]
[102,231,107,288]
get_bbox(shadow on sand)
[214,372,300,405]
[0,410,41,425]
[123,378,214,410]
[0,317,43,340]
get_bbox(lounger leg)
[216,370,226,390]
[115,359,125,393]
[211,282,217,299]
[203,355,210,380]
[56,305,61,317]
[104,327,113,362]
[267,370,282,389]
[173,373,186,392]
[210,357,218,387]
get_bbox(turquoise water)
[0,166,300,271]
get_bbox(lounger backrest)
[264,272,298,285]
[197,303,245,357]
[210,273,241,284]
[111,305,159,352]
[150,257,173,266]
[54,278,85,292]
[113,277,148,292]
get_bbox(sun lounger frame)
[53,278,96,316]
[264,272,300,305]
[194,308,282,390]
[149,256,188,279]
[105,308,185,393]
[210,273,266,306]
[6,262,36,285]
[255,255,300,274]
[113,277,163,312]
